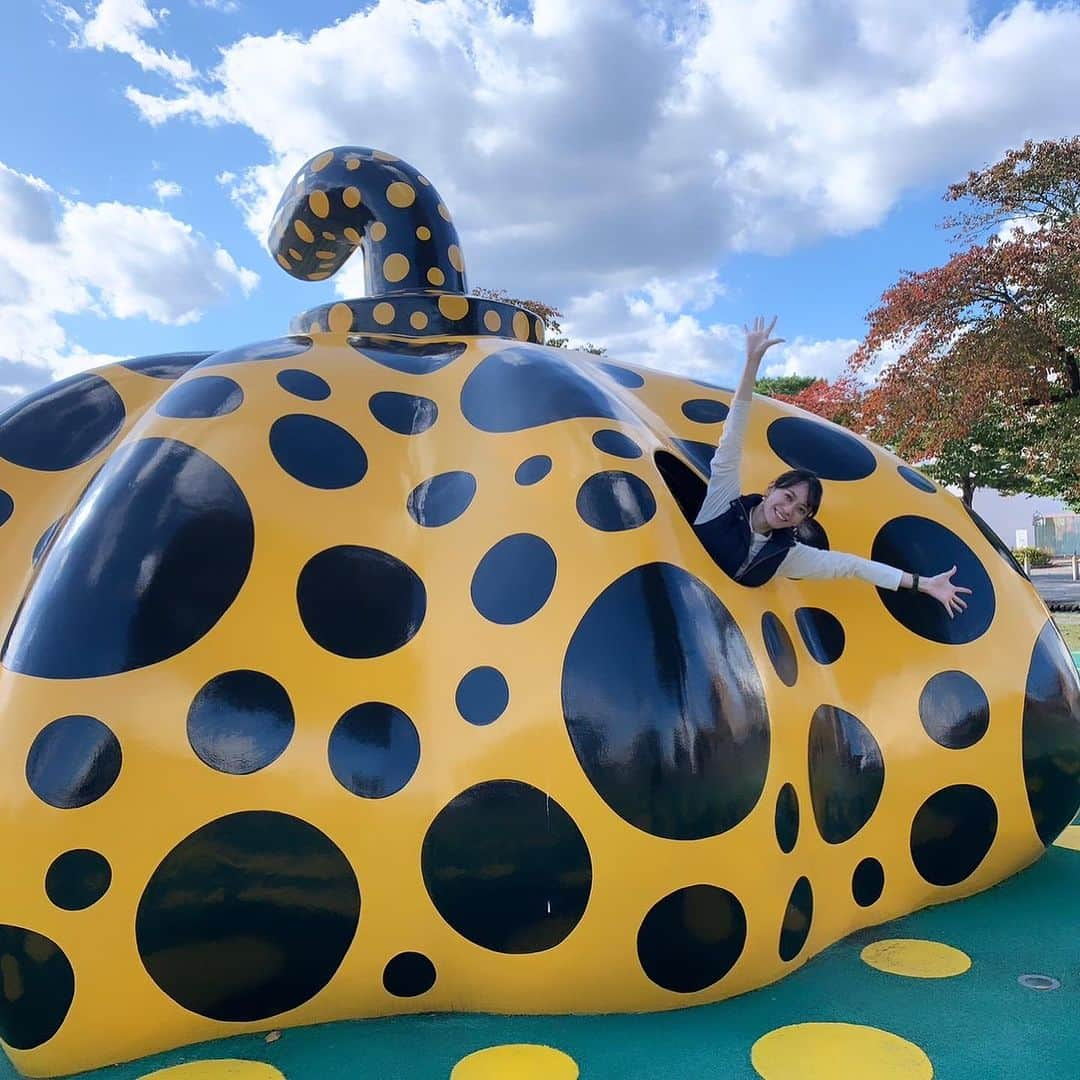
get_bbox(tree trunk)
[961,477,976,507]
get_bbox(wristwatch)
[911,573,920,592]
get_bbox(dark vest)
[693,493,797,587]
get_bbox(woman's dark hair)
[770,468,823,518]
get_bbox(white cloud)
[0,160,258,379]
[152,178,182,201]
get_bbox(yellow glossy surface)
[450,1044,579,1079]
[860,939,971,978]
[139,1064,285,1079]
[1052,825,1080,851]
[751,1022,933,1079]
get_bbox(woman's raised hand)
[744,315,785,370]
[921,566,972,618]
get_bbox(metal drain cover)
[1018,973,1061,991]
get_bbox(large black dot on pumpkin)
[121,352,215,380]
[187,670,294,774]
[269,414,367,489]
[852,857,885,907]
[460,345,626,432]
[766,416,876,480]
[762,612,798,687]
[0,925,74,1049]
[775,783,799,853]
[637,885,746,993]
[871,516,994,644]
[156,375,243,419]
[576,471,656,532]
[918,670,989,750]
[592,429,642,459]
[383,952,436,997]
[471,534,556,624]
[1022,620,1080,845]
[136,811,359,1022]
[1,438,254,679]
[350,338,465,375]
[910,785,998,886]
[196,336,312,368]
[562,563,770,839]
[962,503,1028,579]
[681,399,729,424]
[329,702,420,798]
[808,704,884,844]
[515,455,551,485]
[408,471,477,527]
[25,715,122,808]
[297,546,426,659]
[421,780,591,954]
[0,489,12,528]
[456,666,509,726]
[370,391,438,434]
[778,876,813,962]
[794,608,845,664]
[45,849,111,910]
[596,361,644,388]
[0,371,124,471]
[277,369,330,401]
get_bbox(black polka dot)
[460,345,625,432]
[681,399,729,424]
[576,471,656,532]
[370,391,438,434]
[156,376,243,419]
[910,785,998,886]
[898,465,936,492]
[963,503,1028,579]
[597,361,644,388]
[654,450,707,524]
[26,716,122,809]
[351,338,465,375]
[2,438,254,678]
[298,545,426,659]
[637,885,746,993]
[0,925,74,1049]
[1022,620,1080,845]
[407,471,477,527]
[808,704,884,844]
[270,414,368,489]
[45,849,111,910]
[762,612,798,687]
[136,811,359,1021]
[871,516,994,644]
[767,416,876,480]
[778,876,813,961]
[775,783,799,853]
[592,430,642,458]
[794,608,845,665]
[919,671,990,750]
[187,670,294,774]
[421,780,591,954]
[0,371,124,471]
[329,702,420,798]
[515,455,551,485]
[383,952,436,997]
[852,857,885,907]
[562,563,769,839]
[32,518,61,565]
[277,369,331,401]
[196,337,312,368]
[672,439,716,477]
[0,489,12,527]
[121,352,215,379]
[471,534,556,624]
[456,667,509,726]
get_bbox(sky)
[0,0,1077,535]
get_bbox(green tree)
[473,288,606,354]
[754,374,818,397]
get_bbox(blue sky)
[0,1,1077,531]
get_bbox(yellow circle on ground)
[343,186,362,209]
[512,311,530,340]
[308,190,330,219]
[370,221,388,242]
[1053,825,1080,851]
[139,1062,285,1079]
[484,310,502,332]
[752,1023,932,1079]
[451,1044,578,1080]
[383,253,410,282]
[438,295,469,320]
[861,938,971,978]
[328,303,353,334]
[373,302,396,325]
[386,181,416,208]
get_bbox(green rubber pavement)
[8,839,1077,1080]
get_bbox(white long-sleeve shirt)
[693,397,903,590]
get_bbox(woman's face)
[762,481,813,530]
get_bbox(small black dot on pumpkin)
[471,534,556,624]
[852,857,885,907]
[270,414,367,489]
[45,849,111,910]
[0,489,13,527]
[576,471,656,532]
[277,369,331,401]
[515,455,552,485]
[681,399,729,424]
[26,716,122,809]
[407,471,477,527]
[918,670,990,750]
[456,667,509,726]
[329,702,420,798]
[156,375,243,419]
[775,783,799,853]
[762,612,798,687]
[370,390,438,434]
[592,429,642,459]
[383,951,436,997]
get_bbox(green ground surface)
[6,838,1077,1080]
[1053,611,1080,652]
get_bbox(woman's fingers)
[767,315,778,335]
